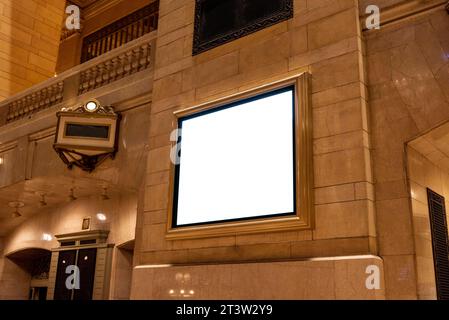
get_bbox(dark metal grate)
[427,188,449,300]
[193,0,293,55]
[81,1,159,63]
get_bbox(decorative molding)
[0,140,18,153]
[29,127,57,141]
[361,0,447,32]
[61,103,115,115]
[55,230,110,243]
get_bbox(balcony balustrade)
[81,1,159,63]
[0,32,156,126]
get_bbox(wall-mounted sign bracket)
[53,100,120,173]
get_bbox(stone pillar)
[132,0,380,299]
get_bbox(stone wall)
[0,0,64,100]
[366,7,449,299]
[133,0,377,299]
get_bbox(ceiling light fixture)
[68,188,77,201]
[101,186,110,201]
[9,201,24,218]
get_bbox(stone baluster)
[56,82,64,103]
[103,60,111,84]
[29,93,37,114]
[116,54,126,79]
[22,94,34,112]
[7,102,15,122]
[123,51,133,76]
[48,85,56,105]
[43,87,50,108]
[19,96,33,117]
[38,91,46,112]
[87,68,95,92]
[138,44,147,71]
[131,47,140,73]
[13,101,20,121]
[78,71,86,93]
[110,57,119,82]
[145,42,152,68]
[80,69,90,94]
[95,63,105,88]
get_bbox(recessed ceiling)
[408,120,449,172]
[0,175,130,237]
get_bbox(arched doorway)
[6,248,51,300]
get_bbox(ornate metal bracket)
[54,101,120,173]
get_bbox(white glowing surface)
[175,88,295,226]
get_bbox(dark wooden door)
[73,248,97,300]
[53,248,97,300]
[54,250,77,300]
[427,189,449,300]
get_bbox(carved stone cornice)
[0,140,18,153]
[361,0,447,32]
[83,0,130,20]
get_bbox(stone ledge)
[131,255,385,300]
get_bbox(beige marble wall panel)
[135,0,376,299]
[0,0,65,100]
[131,256,385,300]
[367,8,449,299]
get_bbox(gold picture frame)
[166,72,314,240]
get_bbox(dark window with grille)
[193,0,293,55]
[427,189,449,300]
